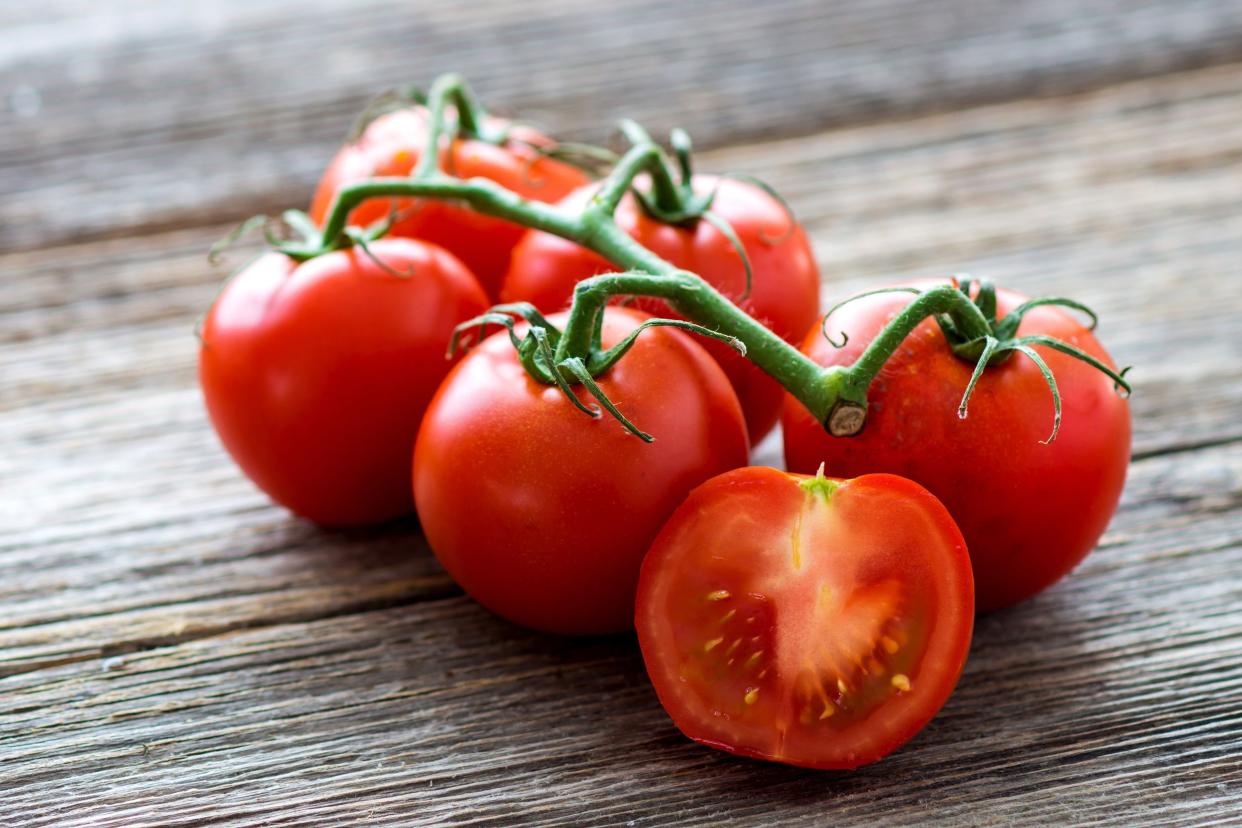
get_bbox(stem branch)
[839,285,993,405]
[288,86,1062,437]
[412,73,502,178]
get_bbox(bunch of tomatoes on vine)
[199,75,1132,770]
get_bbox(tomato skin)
[500,176,821,442]
[782,286,1131,612]
[199,239,488,526]
[310,108,589,299]
[413,308,749,635]
[636,467,973,769]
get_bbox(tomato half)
[310,108,589,299]
[783,285,1131,612]
[413,307,750,635]
[199,238,488,526]
[500,176,821,441]
[637,467,973,769]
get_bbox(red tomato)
[637,467,973,769]
[413,307,749,635]
[309,109,588,300]
[783,286,1131,612]
[500,176,821,442]
[199,238,488,526]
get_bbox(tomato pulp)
[501,176,821,441]
[199,239,488,526]
[783,286,1131,611]
[637,467,973,769]
[414,307,750,635]
[310,108,589,299]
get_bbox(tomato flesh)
[636,467,973,769]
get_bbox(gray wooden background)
[2,1,1241,824]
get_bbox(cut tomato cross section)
[636,467,974,769]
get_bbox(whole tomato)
[310,108,588,300]
[413,307,750,635]
[200,238,488,526]
[782,285,1131,612]
[501,176,821,442]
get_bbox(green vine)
[219,73,1132,443]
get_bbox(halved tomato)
[635,467,973,769]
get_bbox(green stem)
[294,171,856,429]
[412,73,503,178]
[670,128,695,185]
[288,95,1023,437]
[556,265,846,423]
[588,141,680,219]
[838,285,993,404]
[291,177,581,261]
[615,120,684,213]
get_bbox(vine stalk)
[261,73,1129,441]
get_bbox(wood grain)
[3,3,1242,825]
[5,0,1242,251]
[1,442,1238,826]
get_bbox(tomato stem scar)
[800,464,839,500]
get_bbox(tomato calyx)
[617,121,713,225]
[616,121,761,302]
[344,78,620,177]
[217,74,611,271]
[341,81,500,149]
[446,298,746,443]
[823,279,1133,443]
[209,204,408,280]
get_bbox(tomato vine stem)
[284,164,861,437]
[262,73,1129,441]
[413,73,508,177]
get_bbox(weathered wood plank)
[4,0,1242,250]
[0,441,1238,825]
[3,65,1241,687]
[3,35,1242,828]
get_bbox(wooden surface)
[3,1,1242,824]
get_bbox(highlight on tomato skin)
[635,467,974,770]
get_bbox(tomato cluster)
[198,81,1131,770]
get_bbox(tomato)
[413,307,749,635]
[199,238,488,526]
[636,467,972,769]
[782,285,1131,612]
[500,176,821,442]
[309,108,589,300]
